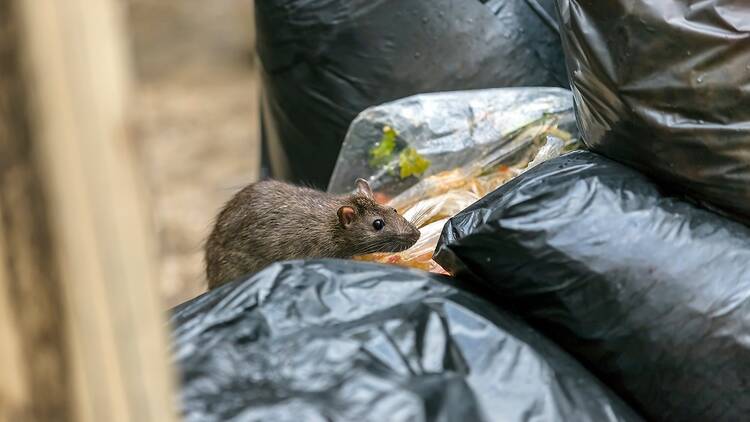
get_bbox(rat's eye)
[373,219,385,231]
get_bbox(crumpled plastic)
[435,150,750,421]
[328,88,577,195]
[328,88,579,273]
[171,259,641,422]
[256,0,568,187]
[557,0,750,221]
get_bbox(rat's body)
[205,179,420,289]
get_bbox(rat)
[204,178,421,289]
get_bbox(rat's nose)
[410,227,421,243]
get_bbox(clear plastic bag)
[328,88,580,273]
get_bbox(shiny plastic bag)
[557,0,750,220]
[435,151,750,421]
[256,0,568,187]
[171,259,641,422]
[328,88,579,273]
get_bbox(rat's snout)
[408,225,421,244]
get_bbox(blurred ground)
[126,0,259,307]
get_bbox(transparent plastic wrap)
[328,88,580,273]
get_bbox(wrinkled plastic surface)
[557,0,750,219]
[328,88,578,273]
[435,151,750,421]
[255,0,568,187]
[353,135,575,274]
[328,88,576,196]
[171,259,641,422]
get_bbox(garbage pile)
[172,1,750,421]
[434,151,750,420]
[255,0,566,187]
[172,260,641,422]
[557,0,750,220]
[328,87,580,273]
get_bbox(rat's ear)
[355,178,373,199]
[337,206,356,228]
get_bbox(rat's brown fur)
[205,179,420,289]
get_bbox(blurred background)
[127,0,259,308]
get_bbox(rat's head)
[336,179,420,255]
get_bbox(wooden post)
[0,0,178,421]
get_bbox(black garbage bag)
[434,150,750,421]
[255,0,568,188]
[556,0,750,220]
[171,260,641,422]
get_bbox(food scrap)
[368,125,431,180]
[368,125,397,168]
[359,125,577,275]
[398,147,431,179]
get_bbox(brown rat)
[205,178,420,289]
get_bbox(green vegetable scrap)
[398,147,430,179]
[367,125,430,178]
[368,125,398,168]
